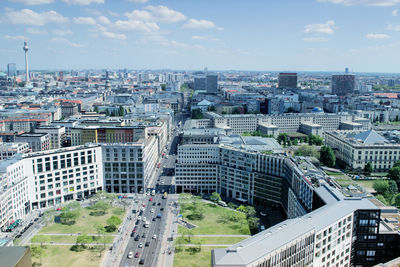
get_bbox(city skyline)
[1,0,400,72]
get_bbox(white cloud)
[114,19,159,32]
[101,31,127,40]
[128,0,148,3]
[388,24,400,31]
[108,11,119,17]
[192,35,219,41]
[366,33,390,39]
[50,37,84,48]
[303,37,329,42]
[183,19,216,29]
[144,5,186,23]
[73,17,97,25]
[392,9,398,16]
[317,0,400,6]
[7,0,54,5]
[304,20,335,35]
[125,10,153,21]
[27,27,48,34]
[52,29,73,36]
[4,35,26,41]
[98,16,111,25]
[61,0,104,5]
[6,9,69,26]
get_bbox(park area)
[29,192,126,267]
[173,194,251,267]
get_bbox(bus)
[163,192,168,199]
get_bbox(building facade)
[332,74,356,96]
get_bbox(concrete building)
[324,130,400,172]
[102,139,158,194]
[24,144,103,209]
[15,133,50,152]
[0,142,30,160]
[332,74,356,96]
[207,74,218,94]
[278,73,297,89]
[35,126,66,149]
[194,77,206,91]
[0,246,32,267]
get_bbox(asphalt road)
[119,115,186,267]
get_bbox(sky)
[1,0,400,72]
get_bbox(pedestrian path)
[28,242,113,246]
[39,233,118,236]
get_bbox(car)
[132,227,137,233]
[152,234,157,239]
[142,233,146,238]
[137,216,141,221]
[142,217,146,222]
[160,208,164,211]
[135,235,140,241]
[130,232,134,237]
[157,202,161,206]
[138,243,143,248]
[152,217,156,221]
[149,197,153,202]
[145,241,150,247]
[157,213,162,218]
[152,202,156,206]
[150,208,155,213]
[128,251,133,259]
[135,252,140,258]
[135,220,140,225]
[139,259,145,265]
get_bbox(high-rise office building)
[194,77,207,91]
[7,63,16,77]
[332,74,356,96]
[206,74,218,94]
[278,73,297,88]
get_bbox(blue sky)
[1,0,400,72]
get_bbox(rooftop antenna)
[23,25,29,83]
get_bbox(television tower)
[23,40,29,82]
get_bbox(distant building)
[278,73,297,89]
[7,63,16,77]
[15,133,50,152]
[332,74,356,96]
[35,126,66,149]
[206,74,218,94]
[194,77,206,91]
[0,142,29,160]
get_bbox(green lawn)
[31,235,115,244]
[174,246,226,267]
[333,176,356,187]
[178,198,250,235]
[38,207,124,235]
[178,236,247,245]
[355,179,377,192]
[31,245,104,267]
[325,171,344,177]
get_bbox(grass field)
[333,176,357,187]
[38,207,124,235]
[30,234,115,244]
[355,179,377,192]
[178,197,250,235]
[180,236,248,245]
[31,245,104,267]
[325,170,344,176]
[174,246,227,267]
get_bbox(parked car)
[127,251,133,259]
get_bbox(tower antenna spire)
[23,25,29,84]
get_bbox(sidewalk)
[100,196,144,267]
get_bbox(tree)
[31,246,46,265]
[73,234,92,251]
[208,105,216,112]
[388,166,400,185]
[236,205,248,213]
[388,180,398,195]
[94,222,107,254]
[94,106,99,113]
[232,107,241,114]
[118,106,125,116]
[364,162,373,174]
[320,146,336,167]
[210,192,221,203]
[90,200,110,216]
[376,194,388,205]
[295,145,319,158]
[191,108,203,119]
[247,217,260,232]
[246,206,256,218]
[373,180,389,195]
[395,194,400,208]
[161,84,166,91]
[106,216,122,232]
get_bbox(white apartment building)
[203,112,370,135]
[35,125,66,149]
[0,156,30,230]
[324,130,400,171]
[0,142,30,160]
[102,137,159,194]
[23,144,103,209]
